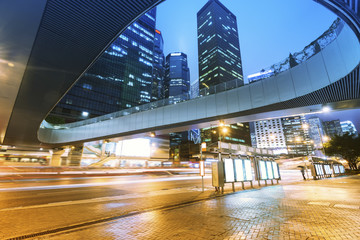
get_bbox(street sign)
[201,142,207,152]
[200,160,205,176]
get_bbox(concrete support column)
[68,145,84,166]
[50,149,65,166]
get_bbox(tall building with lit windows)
[281,116,312,156]
[164,52,190,103]
[197,0,244,90]
[49,9,157,122]
[152,29,165,101]
[253,119,287,152]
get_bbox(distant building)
[152,29,165,101]
[253,119,286,150]
[197,0,244,91]
[308,117,325,148]
[201,123,251,147]
[164,52,190,103]
[281,116,312,156]
[340,120,358,136]
[190,81,199,99]
[323,120,343,138]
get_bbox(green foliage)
[324,133,360,170]
[45,115,65,125]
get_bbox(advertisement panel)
[333,165,340,174]
[324,165,332,175]
[224,158,235,183]
[272,162,279,179]
[266,161,273,179]
[339,165,345,173]
[244,159,252,181]
[234,159,244,182]
[259,160,267,180]
[315,164,324,176]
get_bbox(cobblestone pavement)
[34,175,360,240]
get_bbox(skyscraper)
[197,0,243,91]
[152,29,165,101]
[49,9,157,122]
[164,52,190,103]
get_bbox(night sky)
[157,0,339,84]
[156,0,359,129]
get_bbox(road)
[0,169,329,239]
[0,173,216,239]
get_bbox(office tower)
[197,0,243,91]
[323,120,343,138]
[49,9,157,122]
[340,120,358,136]
[281,116,312,156]
[253,119,287,150]
[164,52,190,103]
[308,117,325,148]
[152,29,165,101]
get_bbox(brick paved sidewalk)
[37,175,360,240]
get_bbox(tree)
[324,133,360,170]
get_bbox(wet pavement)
[23,174,360,240]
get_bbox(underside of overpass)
[0,0,360,148]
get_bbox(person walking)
[299,166,306,180]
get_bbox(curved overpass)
[38,23,360,144]
[1,0,360,147]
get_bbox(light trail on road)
[0,175,211,192]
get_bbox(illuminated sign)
[244,159,252,181]
[259,160,267,180]
[272,162,279,179]
[266,161,273,179]
[155,29,161,34]
[339,165,345,173]
[333,165,340,174]
[170,52,182,56]
[199,161,205,176]
[201,142,207,152]
[224,158,235,182]
[315,164,324,176]
[324,165,332,175]
[234,159,244,181]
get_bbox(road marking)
[307,202,330,206]
[333,204,359,209]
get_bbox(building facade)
[152,29,165,101]
[308,117,325,148]
[164,52,190,103]
[340,120,358,136]
[201,123,251,147]
[323,120,343,138]
[253,119,287,150]
[281,116,312,156]
[197,0,244,91]
[49,9,158,122]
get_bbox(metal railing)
[249,18,344,83]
